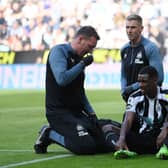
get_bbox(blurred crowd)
[0,0,168,60]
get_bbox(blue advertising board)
[0,63,168,89]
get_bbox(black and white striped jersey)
[126,87,168,134]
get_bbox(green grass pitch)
[0,89,168,168]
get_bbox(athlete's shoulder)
[130,89,142,98]
[141,36,157,48]
[51,43,73,54]
[121,42,130,51]
[126,90,143,110]
[52,43,69,50]
[160,87,168,93]
[156,87,168,103]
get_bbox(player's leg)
[34,125,64,154]
[126,131,157,154]
[34,125,52,154]
[46,111,99,154]
[34,110,119,154]
[47,111,120,154]
[98,119,120,150]
[34,110,98,154]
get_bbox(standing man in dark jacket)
[121,14,164,102]
[34,26,120,155]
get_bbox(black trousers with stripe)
[46,109,120,155]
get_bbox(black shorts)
[126,131,158,154]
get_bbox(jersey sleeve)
[145,42,164,86]
[49,46,84,86]
[81,90,94,114]
[125,96,137,113]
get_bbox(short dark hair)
[139,66,158,80]
[126,14,143,25]
[74,26,100,40]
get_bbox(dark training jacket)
[46,47,85,114]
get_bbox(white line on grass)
[0,154,73,168]
[0,149,32,152]
[0,149,61,152]
[0,106,42,113]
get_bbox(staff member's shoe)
[34,125,52,154]
[156,144,168,160]
[114,150,137,159]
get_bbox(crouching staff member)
[34,26,120,155]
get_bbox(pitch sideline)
[0,149,62,152]
[0,153,73,168]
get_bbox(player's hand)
[81,55,93,66]
[115,137,128,150]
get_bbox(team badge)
[135,52,143,64]
[70,58,75,64]
[76,124,88,136]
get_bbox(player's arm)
[49,46,84,86]
[120,56,129,101]
[156,94,168,148]
[120,55,139,101]
[116,96,136,150]
[120,60,127,93]
[77,88,101,131]
[120,46,127,93]
[81,90,95,114]
[156,114,168,148]
[81,89,99,125]
[115,111,135,150]
[146,43,164,86]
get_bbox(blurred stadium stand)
[0,0,168,63]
